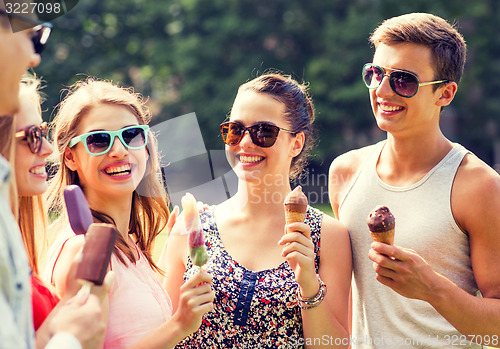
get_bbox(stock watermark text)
[289,334,498,347]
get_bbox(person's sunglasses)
[68,125,150,156]
[0,9,52,54]
[362,63,448,98]
[220,121,294,148]
[15,121,48,154]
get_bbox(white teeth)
[380,104,403,112]
[29,166,45,175]
[239,155,263,163]
[105,164,131,175]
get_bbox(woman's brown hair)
[48,78,169,272]
[237,71,317,179]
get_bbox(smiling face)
[14,94,53,196]
[0,13,41,116]
[64,103,149,202]
[370,42,452,138]
[226,90,304,184]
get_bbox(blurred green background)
[37,0,500,199]
[37,4,497,344]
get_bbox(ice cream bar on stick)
[367,205,395,245]
[182,193,208,267]
[75,223,118,297]
[64,185,93,235]
[284,186,308,228]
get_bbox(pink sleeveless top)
[45,233,172,349]
[104,249,172,348]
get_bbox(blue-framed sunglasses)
[68,125,149,156]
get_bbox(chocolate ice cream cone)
[284,186,308,228]
[367,205,396,245]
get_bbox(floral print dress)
[176,206,322,348]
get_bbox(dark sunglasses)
[0,9,52,54]
[15,121,48,154]
[362,63,448,98]
[220,121,294,148]
[68,125,149,156]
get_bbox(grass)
[312,203,334,218]
[153,226,169,261]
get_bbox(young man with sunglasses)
[0,1,110,348]
[329,13,500,348]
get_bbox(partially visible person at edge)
[44,78,215,349]
[0,2,111,348]
[162,72,352,348]
[15,74,97,348]
[328,13,500,348]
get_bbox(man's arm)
[0,199,31,349]
[437,154,500,338]
[0,284,29,348]
[41,271,114,349]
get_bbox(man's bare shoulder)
[453,152,500,234]
[455,153,500,194]
[328,144,379,215]
[329,145,377,184]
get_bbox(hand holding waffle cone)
[367,205,395,245]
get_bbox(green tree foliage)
[37,0,499,174]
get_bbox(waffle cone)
[370,229,395,245]
[284,209,307,225]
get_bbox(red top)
[31,274,60,330]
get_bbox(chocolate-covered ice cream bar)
[76,223,118,286]
[64,185,93,235]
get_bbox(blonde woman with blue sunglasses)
[45,78,214,349]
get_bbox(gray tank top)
[339,141,482,348]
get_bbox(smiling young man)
[329,13,500,348]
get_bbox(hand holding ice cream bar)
[182,193,208,267]
[367,205,395,245]
[284,186,308,227]
[64,185,93,235]
[75,223,118,297]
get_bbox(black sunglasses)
[15,121,48,154]
[220,121,294,148]
[362,63,448,98]
[0,9,52,54]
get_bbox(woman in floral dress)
[162,72,352,348]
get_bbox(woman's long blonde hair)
[48,78,169,272]
[0,115,17,214]
[17,75,48,275]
